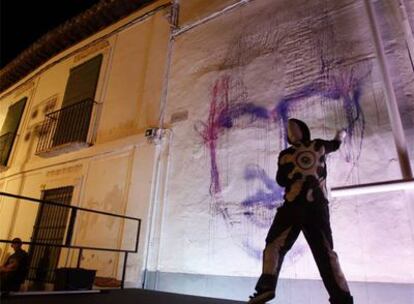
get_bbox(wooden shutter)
[62,54,103,108]
[0,97,27,166]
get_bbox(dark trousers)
[255,200,353,304]
[0,272,22,292]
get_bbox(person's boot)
[247,290,275,304]
[248,274,276,304]
[329,292,354,304]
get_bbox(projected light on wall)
[194,54,369,258]
[163,0,414,292]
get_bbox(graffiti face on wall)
[194,11,370,261]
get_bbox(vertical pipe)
[142,2,177,290]
[142,142,162,289]
[77,248,83,268]
[363,0,413,179]
[121,252,128,289]
[65,208,77,246]
[158,2,179,127]
[134,219,141,253]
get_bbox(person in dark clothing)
[248,119,353,304]
[0,238,29,292]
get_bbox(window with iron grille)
[27,186,74,284]
[0,97,27,166]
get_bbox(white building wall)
[148,0,414,302]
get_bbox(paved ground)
[2,288,246,304]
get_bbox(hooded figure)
[248,119,353,304]
[287,118,311,144]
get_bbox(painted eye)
[296,151,316,170]
[302,156,311,164]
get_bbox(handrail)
[0,191,142,289]
[0,192,140,222]
[0,239,136,254]
[331,179,414,197]
[45,98,97,117]
[36,98,96,154]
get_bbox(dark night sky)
[1,0,101,68]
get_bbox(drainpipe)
[363,0,413,179]
[158,1,179,127]
[142,1,179,289]
[142,129,172,289]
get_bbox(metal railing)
[36,99,95,154]
[0,132,16,166]
[0,191,142,290]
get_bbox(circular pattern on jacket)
[296,150,316,170]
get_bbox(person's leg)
[302,203,353,304]
[1,273,15,292]
[261,225,301,280]
[0,272,8,292]
[249,205,301,303]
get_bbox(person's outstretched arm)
[319,129,347,154]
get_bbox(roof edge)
[0,0,157,94]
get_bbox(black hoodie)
[276,119,342,203]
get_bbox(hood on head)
[287,119,310,144]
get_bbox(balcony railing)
[0,132,16,166]
[36,99,95,155]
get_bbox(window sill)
[36,141,91,158]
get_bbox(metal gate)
[27,186,74,283]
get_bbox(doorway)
[27,186,74,286]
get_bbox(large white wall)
[156,0,414,287]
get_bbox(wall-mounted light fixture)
[145,128,159,139]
